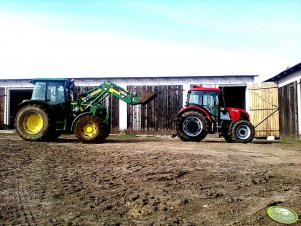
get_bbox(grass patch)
[280,139,301,145]
[111,133,138,139]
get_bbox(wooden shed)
[265,62,301,139]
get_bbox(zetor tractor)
[15,78,156,143]
[175,86,255,143]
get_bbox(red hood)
[223,107,250,121]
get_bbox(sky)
[0,0,300,81]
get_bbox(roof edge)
[265,62,301,82]
[0,74,258,81]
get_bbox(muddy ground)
[0,133,301,226]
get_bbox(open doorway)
[9,89,33,128]
[219,86,246,110]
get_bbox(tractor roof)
[30,78,70,83]
[190,86,220,92]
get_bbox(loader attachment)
[137,90,157,105]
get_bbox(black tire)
[98,124,110,141]
[223,134,235,143]
[176,111,208,142]
[221,122,234,143]
[15,104,53,141]
[230,120,255,143]
[74,115,109,143]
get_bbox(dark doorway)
[9,89,33,128]
[219,86,246,110]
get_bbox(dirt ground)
[0,133,301,226]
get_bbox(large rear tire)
[74,115,109,143]
[176,111,208,142]
[230,120,255,143]
[15,105,53,141]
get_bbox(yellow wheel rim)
[23,112,44,134]
[83,122,97,137]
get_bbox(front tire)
[15,105,52,141]
[230,120,255,143]
[176,111,208,142]
[223,134,234,143]
[74,115,108,143]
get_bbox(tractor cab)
[32,81,66,104]
[28,78,72,130]
[30,78,71,104]
[187,86,220,119]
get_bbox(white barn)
[0,75,256,133]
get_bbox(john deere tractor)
[15,78,156,143]
[175,86,255,143]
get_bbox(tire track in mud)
[11,158,38,226]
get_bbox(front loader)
[15,79,156,143]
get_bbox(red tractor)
[175,86,255,143]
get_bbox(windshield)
[32,82,65,104]
[188,90,219,116]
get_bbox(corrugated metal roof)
[75,75,258,80]
[0,74,258,82]
[265,62,301,82]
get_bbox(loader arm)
[76,81,156,112]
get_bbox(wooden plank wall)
[73,86,119,131]
[279,81,298,138]
[249,82,279,138]
[127,85,183,134]
[0,88,4,129]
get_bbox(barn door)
[127,85,183,134]
[248,82,279,138]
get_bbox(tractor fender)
[18,99,50,109]
[176,106,213,122]
[227,108,250,121]
[17,100,53,115]
[222,111,251,136]
[71,112,91,131]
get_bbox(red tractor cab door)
[187,89,220,120]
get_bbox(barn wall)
[277,70,301,138]
[279,81,299,138]
[0,88,5,129]
[127,85,183,134]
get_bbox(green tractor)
[15,78,156,143]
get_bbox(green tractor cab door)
[31,80,70,130]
